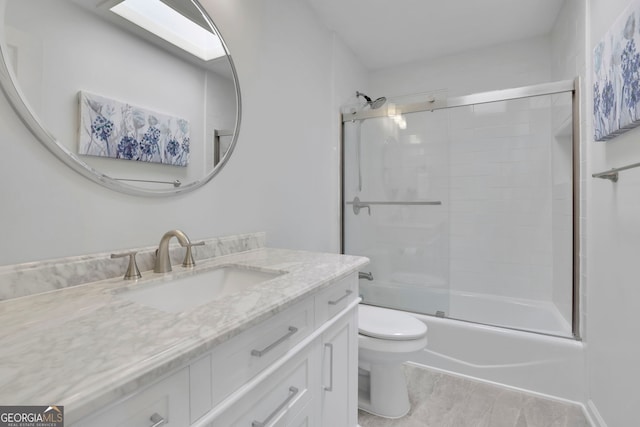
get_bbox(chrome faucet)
[154,230,191,273]
[359,271,374,281]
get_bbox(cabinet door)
[320,307,358,427]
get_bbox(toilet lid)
[358,305,427,340]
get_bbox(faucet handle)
[111,251,142,280]
[182,241,205,268]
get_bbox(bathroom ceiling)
[306,0,565,70]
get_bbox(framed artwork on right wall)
[594,0,640,141]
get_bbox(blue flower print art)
[116,135,139,160]
[91,115,113,145]
[78,91,191,166]
[593,0,640,141]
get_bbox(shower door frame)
[340,78,582,340]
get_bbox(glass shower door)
[343,109,450,316]
[342,84,576,338]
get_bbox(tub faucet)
[154,230,191,273]
[359,271,374,281]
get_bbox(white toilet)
[357,304,428,419]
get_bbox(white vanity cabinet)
[71,273,359,427]
[320,314,358,427]
[315,274,359,427]
[208,275,358,427]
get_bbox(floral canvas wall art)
[78,91,190,166]
[594,0,640,141]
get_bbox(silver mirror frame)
[0,0,241,197]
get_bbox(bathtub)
[366,305,586,403]
[360,279,585,401]
[361,278,573,336]
[446,289,573,337]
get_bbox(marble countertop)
[0,248,368,423]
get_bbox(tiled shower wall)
[447,97,557,303]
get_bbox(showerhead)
[356,91,387,109]
[370,96,387,109]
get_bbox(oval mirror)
[0,0,240,196]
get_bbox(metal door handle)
[251,326,298,357]
[251,386,299,427]
[328,290,353,305]
[324,343,334,392]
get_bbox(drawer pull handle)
[328,290,353,305]
[252,386,299,427]
[251,326,298,357]
[149,413,166,427]
[324,343,334,392]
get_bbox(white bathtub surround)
[358,364,589,427]
[445,290,571,336]
[414,314,585,403]
[361,283,571,337]
[0,244,368,424]
[0,231,265,301]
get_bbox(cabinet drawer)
[71,368,189,427]
[211,298,314,404]
[314,274,357,325]
[212,348,316,427]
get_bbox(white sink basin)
[118,266,283,313]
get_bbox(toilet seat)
[359,305,427,341]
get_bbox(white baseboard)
[585,400,608,427]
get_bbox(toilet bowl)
[358,304,427,419]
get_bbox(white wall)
[369,36,552,98]
[0,0,366,266]
[587,0,640,425]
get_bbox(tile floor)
[358,364,589,427]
